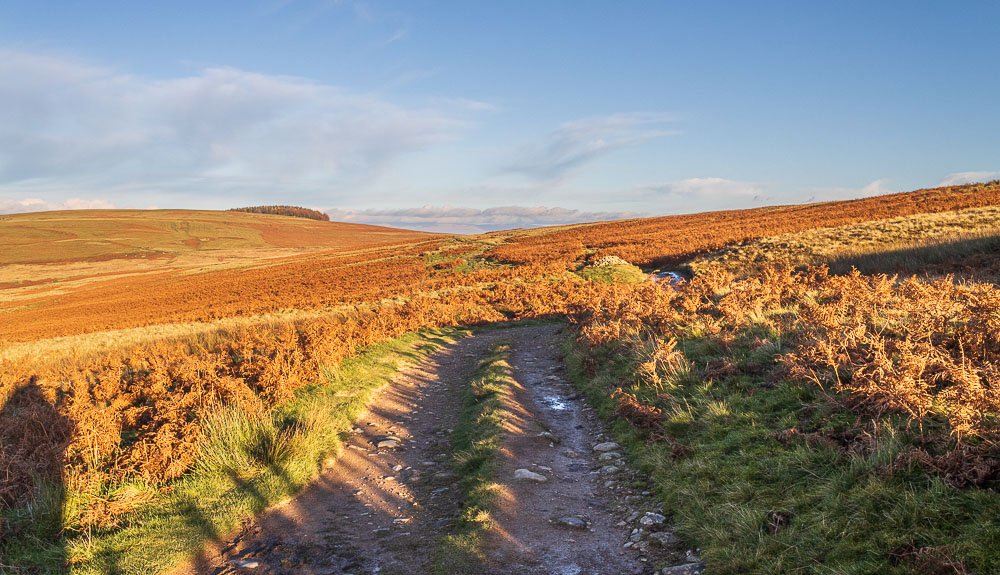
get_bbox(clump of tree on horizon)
[230,205,330,221]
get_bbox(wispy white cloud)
[326,205,640,233]
[502,113,677,181]
[0,197,115,214]
[643,177,765,199]
[801,178,894,203]
[0,49,480,204]
[383,27,408,45]
[938,171,1000,186]
[632,177,771,212]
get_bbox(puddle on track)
[541,394,569,411]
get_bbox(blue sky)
[1,1,998,232]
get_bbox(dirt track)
[178,324,700,575]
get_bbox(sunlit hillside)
[5,182,1000,574]
[0,209,440,344]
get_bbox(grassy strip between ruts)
[1,327,468,575]
[562,329,1000,575]
[432,341,514,575]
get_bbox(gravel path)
[177,324,703,575]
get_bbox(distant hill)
[0,209,434,266]
[0,209,441,341]
[230,205,330,221]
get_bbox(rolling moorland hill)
[3,180,1000,574]
[0,210,439,343]
[3,180,999,347]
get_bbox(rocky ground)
[176,324,704,575]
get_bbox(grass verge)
[1,327,467,575]
[563,328,1000,574]
[432,341,514,574]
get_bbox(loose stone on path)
[514,468,548,482]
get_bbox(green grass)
[577,263,648,284]
[433,341,515,575]
[563,327,1000,574]
[0,327,467,575]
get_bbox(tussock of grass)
[577,263,647,284]
[0,328,465,575]
[433,342,514,575]
[564,328,1000,574]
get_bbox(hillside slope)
[0,209,435,266]
[5,182,1000,344]
[488,180,1000,269]
[688,204,1000,278]
[0,210,440,342]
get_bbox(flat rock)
[554,516,588,529]
[231,559,261,569]
[661,563,704,575]
[593,442,621,452]
[514,468,548,482]
[374,436,402,448]
[537,431,561,444]
[640,512,667,526]
[600,465,620,474]
[599,452,622,461]
[649,531,681,546]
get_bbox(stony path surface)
[478,325,696,574]
[178,324,704,575]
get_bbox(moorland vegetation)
[2,180,1000,573]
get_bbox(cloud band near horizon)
[325,205,642,233]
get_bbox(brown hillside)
[488,180,1000,268]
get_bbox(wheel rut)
[180,324,701,575]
